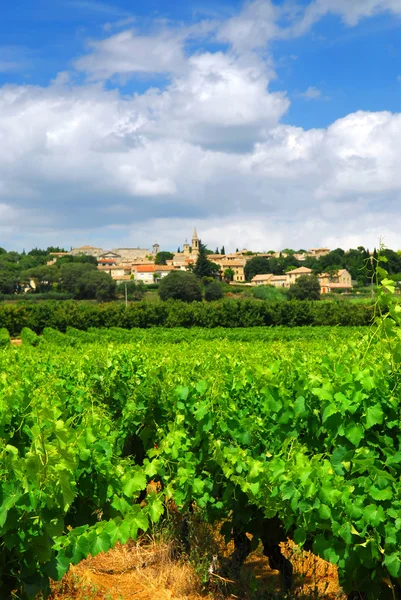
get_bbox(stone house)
[70,245,104,258]
[97,265,132,279]
[285,266,313,286]
[251,274,273,286]
[318,269,353,294]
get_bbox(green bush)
[159,271,202,302]
[288,275,321,301]
[21,327,40,346]
[204,281,223,301]
[0,327,10,346]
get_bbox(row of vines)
[0,275,400,599]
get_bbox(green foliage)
[252,285,287,302]
[2,279,401,599]
[204,281,223,302]
[0,327,10,346]
[193,242,220,279]
[158,271,202,302]
[223,267,235,282]
[155,251,174,265]
[117,280,145,300]
[21,327,40,346]
[288,274,321,301]
[59,263,116,301]
[244,256,270,281]
[0,298,373,336]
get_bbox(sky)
[0,0,400,253]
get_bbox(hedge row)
[0,327,10,346]
[0,299,374,336]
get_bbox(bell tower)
[192,227,199,256]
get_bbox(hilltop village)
[51,228,353,294]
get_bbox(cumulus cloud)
[0,1,400,251]
[0,71,399,251]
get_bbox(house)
[97,265,132,279]
[112,247,153,261]
[99,251,122,261]
[213,258,246,282]
[286,266,313,286]
[154,265,177,280]
[70,245,104,258]
[319,269,352,294]
[168,254,195,270]
[251,274,273,286]
[98,257,119,267]
[308,248,330,258]
[132,265,156,284]
[269,275,288,288]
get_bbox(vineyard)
[1,283,401,599]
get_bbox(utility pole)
[125,283,128,307]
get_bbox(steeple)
[192,227,199,255]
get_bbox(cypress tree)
[194,241,220,279]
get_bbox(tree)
[221,246,225,255]
[244,256,270,281]
[77,270,116,301]
[22,265,59,293]
[155,251,174,265]
[193,241,220,279]
[158,271,202,302]
[224,268,235,282]
[215,247,219,254]
[204,281,223,301]
[59,263,97,296]
[0,271,19,294]
[287,275,321,301]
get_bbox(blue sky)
[0,0,400,251]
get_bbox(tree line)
[0,247,116,300]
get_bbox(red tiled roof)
[134,265,156,273]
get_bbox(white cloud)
[217,0,279,50]
[0,1,400,251]
[75,29,189,80]
[309,0,401,27]
[216,0,401,50]
[297,86,322,99]
[135,51,289,149]
[284,0,401,37]
[0,73,399,251]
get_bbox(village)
[49,228,353,294]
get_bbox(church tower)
[192,227,199,256]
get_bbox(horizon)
[0,0,400,252]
